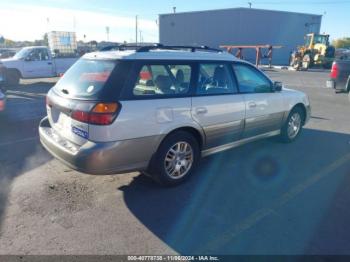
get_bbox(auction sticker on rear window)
[72,126,89,139]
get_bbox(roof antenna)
[248,2,252,8]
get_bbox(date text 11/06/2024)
[127,256,220,261]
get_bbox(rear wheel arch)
[148,126,204,172]
[6,68,22,86]
[160,126,204,150]
[7,68,22,78]
[147,128,202,186]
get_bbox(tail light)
[330,62,338,79]
[71,102,120,125]
[0,99,5,111]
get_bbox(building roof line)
[159,7,322,18]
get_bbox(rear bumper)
[39,117,162,175]
[327,79,347,91]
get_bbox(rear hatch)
[46,58,129,146]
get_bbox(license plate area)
[56,111,72,131]
[42,126,79,154]
[48,106,89,144]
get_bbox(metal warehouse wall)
[159,8,322,65]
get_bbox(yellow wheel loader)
[290,33,335,70]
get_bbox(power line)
[251,0,350,4]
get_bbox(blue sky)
[1,0,349,42]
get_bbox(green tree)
[332,37,350,49]
[4,39,15,47]
[43,33,48,46]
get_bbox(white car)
[0,46,77,87]
[39,45,311,186]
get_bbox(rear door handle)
[248,102,257,108]
[195,107,208,114]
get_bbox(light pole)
[135,15,138,45]
[106,26,110,41]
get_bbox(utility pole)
[248,2,252,8]
[46,17,50,34]
[135,15,138,45]
[139,30,142,44]
[73,16,76,32]
[173,7,176,13]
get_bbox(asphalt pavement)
[0,70,350,255]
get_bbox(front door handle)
[48,62,52,65]
[248,102,257,108]
[195,107,208,114]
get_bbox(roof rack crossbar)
[99,44,145,52]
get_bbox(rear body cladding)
[202,130,281,157]
[40,117,164,174]
[191,94,246,148]
[202,119,244,149]
[243,111,286,138]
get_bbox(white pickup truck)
[0,46,78,87]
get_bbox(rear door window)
[197,63,237,95]
[132,64,192,96]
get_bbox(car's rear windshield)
[53,58,126,100]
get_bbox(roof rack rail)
[136,44,223,53]
[99,44,223,53]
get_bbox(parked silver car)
[39,45,311,186]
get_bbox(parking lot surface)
[0,69,350,255]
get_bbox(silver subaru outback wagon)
[39,45,311,186]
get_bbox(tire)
[148,131,200,186]
[290,54,300,70]
[289,54,295,67]
[346,76,350,93]
[6,70,20,86]
[302,54,311,70]
[322,62,332,69]
[280,107,305,143]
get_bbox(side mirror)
[24,56,32,61]
[273,81,283,92]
